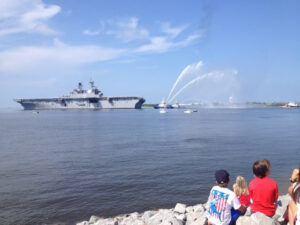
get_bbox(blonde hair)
[233,176,249,196]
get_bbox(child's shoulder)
[265,176,278,184]
[213,185,235,195]
[250,176,277,186]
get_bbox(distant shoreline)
[142,102,300,108]
[0,102,299,110]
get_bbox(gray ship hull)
[14,97,145,110]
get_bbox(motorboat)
[159,108,168,113]
[184,109,197,113]
[280,102,298,108]
[154,99,173,109]
[287,102,298,107]
[171,103,180,108]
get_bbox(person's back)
[233,176,250,208]
[206,170,245,225]
[249,159,278,217]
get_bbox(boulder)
[186,211,206,225]
[275,194,291,222]
[118,212,144,225]
[76,221,89,225]
[236,212,278,225]
[147,209,183,225]
[94,218,118,225]
[141,210,157,223]
[174,203,187,214]
[90,215,101,223]
[175,213,186,222]
[119,217,144,225]
[186,206,194,213]
[193,204,205,213]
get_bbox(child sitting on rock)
[233,176,250,208]
[206,170,246,225]
[249,159,278,217]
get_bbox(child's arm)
[232,195,246,214]
[237,205,246,214]
[290,169,299,183]
[274,183,278,201]
[289,169,299,199]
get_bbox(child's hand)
[290,169,299,182]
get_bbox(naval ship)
[14,81,145,110]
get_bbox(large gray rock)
[236,212,279,225]
[275,194,291,222]
[175,213,186,222]
[90,215,101,223]
[174,203,187,214]
[147,209,183,225]
[94,218,118,225]
[186,211,206,225]
[118,212,144,225]
[141,210,157,223]
[193,204,205,213]
[119,217,144,225]
[76,221,89,225]
[186,206,194,213]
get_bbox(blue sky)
[0,0,300,107]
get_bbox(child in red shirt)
[249,159,278,217]
[233,176,251,208]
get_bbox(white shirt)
[206,186,241,225]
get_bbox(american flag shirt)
[206,186,241,225]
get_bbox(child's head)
[233,176,249,196]
[253,159,270,178]
[215,169,230,187]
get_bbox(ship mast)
[90,80,95,89]
[78,82,83,92]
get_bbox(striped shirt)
[206,186,241,225]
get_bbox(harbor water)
[0,107,299,225]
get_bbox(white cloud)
[0,0,60,36]
[135,36,174,53]
[82,17,202,53]
[160,22,187,38]
[180,33,203,46]
[103,17,149,42]
[0,39,126,73]
[0,29,202,74]
[83,29,100,36]
[136,32,202,53]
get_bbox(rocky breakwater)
[76,194,291,225]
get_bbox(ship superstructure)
[14,81,145,110]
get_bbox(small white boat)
[32,111,39,114]
[280,102,298,108]
[287,102,298,107]
[184,109,197,114]
[155,99,173,109]
[171,103,180,108]
[280,105,291,109]
[159,109,168,113]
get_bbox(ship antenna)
[90,80,94,88]
[78,82,83,91]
